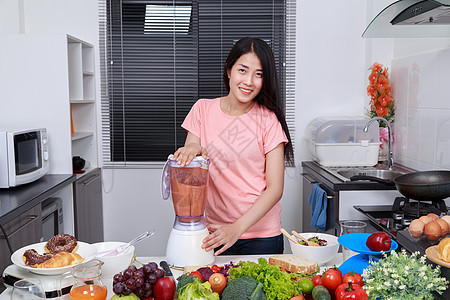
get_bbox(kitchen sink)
[336,169,405,181]
[325,163,413,182]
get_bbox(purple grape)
[144,289,153,298]
[122,287,131,296]
[113,282,125,295]
[123,268,133,280]
[134,287,144,298]
[147,274,157,285]
[143,282,152,292]
[113,273,124,284]
[125,278,136,289]
[153,268,164,279]
[135,277,145,288]
[134,269,145,279]
[148,262,158,271]
[143,264,153,275]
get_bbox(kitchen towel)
[308,184,328,232]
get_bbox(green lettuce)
[228,258,302,300]
[177,277,220,300]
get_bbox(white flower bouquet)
[362,250,448,300]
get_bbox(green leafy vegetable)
[228,258,302,300]
[177,277,220,300]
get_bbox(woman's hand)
[202,223,243,256]
[173,132,207,167]
[173,143,207,167]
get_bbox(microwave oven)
[0,128,49,188]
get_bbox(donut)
[44,234,78,254]
[23,249,55,267]
[23,249,82,268]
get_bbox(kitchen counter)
[1,253,449,299]
[0,174,76,225]
[0,254,344,299]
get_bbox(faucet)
[363,117,393,170]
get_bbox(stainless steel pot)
[393,170,450,201]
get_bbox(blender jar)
[162,155,209,229]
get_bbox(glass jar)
[61,260,107,300]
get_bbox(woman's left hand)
[202,223,243,256]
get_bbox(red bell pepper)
[335,282,368,300]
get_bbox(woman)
[173,37,293,255]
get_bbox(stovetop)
[355,203,450,255]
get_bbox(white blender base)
[166,227,215,267]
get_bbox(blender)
[161,155,214,267]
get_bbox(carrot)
[208,273,227,295]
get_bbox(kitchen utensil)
[394,170,450,201]
[338,233,398,275]
[11,278,46,300]
[350,175,395,185]
[338,232,398,255]
[426,245,450,269]
[162,155,214,267]
[59,260,107,300]
[72,156,86,171]
[280,228,299,244]
[93,241,135,277]
[10,242,97,276]
[291,230,319,246]
[97,230,154,258]
[340,221,367,261]
[288,232,339,265]
[159,261,174,280]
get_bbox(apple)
[153,277,176,300]
[366,231,391,251]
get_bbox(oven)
[41,197,64,241]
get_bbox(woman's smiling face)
[227,52,263,105]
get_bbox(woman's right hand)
[173,143,207,167]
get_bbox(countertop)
[0,174,76,225]
[0,254,344,299]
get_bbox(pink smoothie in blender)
[161,155,214,267]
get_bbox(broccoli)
[221,276,267,300]
[176,274,197,293]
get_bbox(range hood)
[363,0,450,38]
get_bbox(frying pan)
[393,170,450,201]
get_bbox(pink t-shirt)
[181,98,288,239]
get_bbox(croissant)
[38,251,83,268]
[437,237,450,262]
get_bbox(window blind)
[99,0,296,167]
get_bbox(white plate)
[11,241,98,275]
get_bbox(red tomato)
[210,264,221,273]
[322,269,342,292]
[311,274,323,287]
[342,271,364,287]
[189,271,204,282]
[327,266,342,278]
[208,273,227,295]
[280,267,290,273]
[153,277,176,300]
[290,295,305,300]
[335,282,368,300]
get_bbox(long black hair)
[223,37,294,166]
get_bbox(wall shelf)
[67,35,98,169]
[71,132,94,141]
